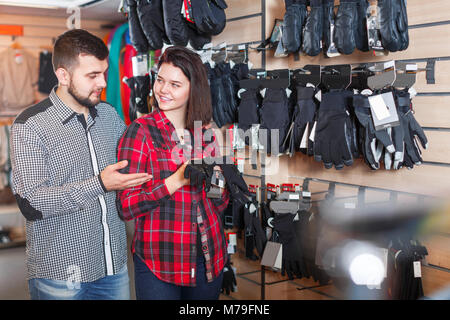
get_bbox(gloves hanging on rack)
[259,88,290,155]
[136,0,167,50]
[243,199,267,260]
[353,93,395,170]
[162,0,189,46]
[313,90,355,170]
[272,212,304,280]
[334,0,358,55]
[190,0,227,36]
[292,86,318,156]
[395,89,428,169]
[355,0,369,52]
[378,0,409,52]
[126,0,149,54]
[322,0,335,54]
[124,74,151,122]
[281,0,307,53]
[237,89,260,146]
[302,0,323,56]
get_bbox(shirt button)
[202,245,208,250]
[192,200,197,204]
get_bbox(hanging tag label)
[315,90,322,102]
[289,194,300,200]
[299,123,309,148]
[302,191,311,198]
[344,202,356,209]
[408,87,417,99]
[368,94,391,120]
[237,158,245,173]
[413,261,422,278]
[309,121,317,142]
[132,54,148,77]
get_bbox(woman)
[117,46,229,300]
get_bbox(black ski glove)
[126,0,149,54]
[322,0,335,53]
[353,94,395,170]
[355,0,369,52]
[272,213,303,280]
[221,259,237,295]
[292,86,317,155]
[302,0,324,56]
[162,0,189,46]
[259,88,290,154]
[395,90,428,168]
[238,89,260,145]
[217,157,251,204]
[124,74,151,122]
[334,0,358,55]
[184,161,215,192]
[313,90,354,170]
[378,0,409,52]
[281,0,307,53]
[137,0,166,50]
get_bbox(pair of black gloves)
[183,157,251,203]
[282,0,369,56]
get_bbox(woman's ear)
[55,67,70,87]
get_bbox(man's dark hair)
[52,29,109,72]
[152,46,212,130]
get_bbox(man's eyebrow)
[86,67,109,75]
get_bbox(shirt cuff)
[83,175,107,201]
[152,180,171,203]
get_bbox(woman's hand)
[164,161,190,195]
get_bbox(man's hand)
[100,160,152,191]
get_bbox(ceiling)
[0,0,126,23]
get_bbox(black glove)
[353,94,395,170]
[218,62,237,125]
[395,90,428,168]
[334,0,358,55]
[126,0,149,54]
[302,0,323,56]
[272,213,303,280]
[184,161,215,192]
[355,0,369,52]
[162,0,189,46]
[221,259,237,295]
[190,0,226,35]
[218,157,251,204]
[187,24,212,50]
[378,0,409,52]
[292,86,317,155]
[259,88,290,154]
[205,63,227,128]
[314,91,355,170]
[124,74,151,122]
[281,0,307,53]
[137,0,166,50]
[322,0,335,53]
[238,89,260,145]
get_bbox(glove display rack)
[215,0,450,300]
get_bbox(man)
[10,29,151,300]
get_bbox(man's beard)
[68,82,100,109]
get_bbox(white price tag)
[384,60,395,70]
[289,194,300,200]
[344,202,356,209]
[302,191,311,198]
[228,233,237,246]
[413,261,422,278]
[406,64,418,72]
[369,94,391,120]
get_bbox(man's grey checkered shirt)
[10,88,128,282]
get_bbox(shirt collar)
[49,86,99,125]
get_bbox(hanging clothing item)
[106,23,129,121]
[0,47,38,116]
[37,51,58,95]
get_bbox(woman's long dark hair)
[153,46,212,130]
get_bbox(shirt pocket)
[151,143,180,180]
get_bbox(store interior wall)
[211,0,450,297]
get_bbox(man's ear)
[55,67,70,86]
